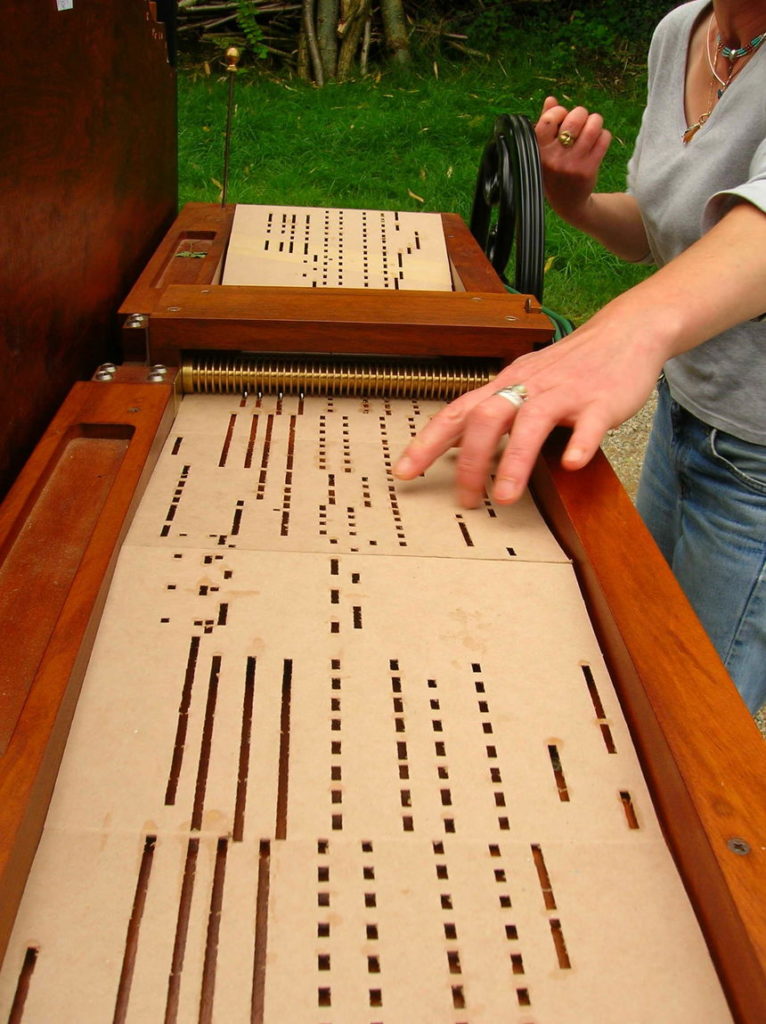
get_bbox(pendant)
[682,111,709,144]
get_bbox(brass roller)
[181,355,498,400]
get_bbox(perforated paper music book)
[222,204,454,291]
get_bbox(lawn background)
[177,55,652,324]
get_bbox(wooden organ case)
[1,9,765,1024]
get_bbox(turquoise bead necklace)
[720,31,766,62]
[708,13,766,100]
[684,13,765,142]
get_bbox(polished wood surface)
[118,204,537,364]
[0,426,132,754]
[0,380,176,965]
[533,433,766,1023]
[120,203,235,327]
[145,284,551,365]
[0,0,176,496]
[440,212,510,293]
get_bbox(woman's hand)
[534,96,613,226]
[535,97,649,260]
[393,298,668,508]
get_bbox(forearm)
[593,200,766,360]
[561,192,651,263]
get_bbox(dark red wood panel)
[0,0,177,496]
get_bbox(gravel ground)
[600,397,766,738]
[601,392,657,502]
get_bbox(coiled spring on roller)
[181,355,497,400]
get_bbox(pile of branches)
[177,1,299,63]
[176,0,480,80]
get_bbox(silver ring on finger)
[494,383,529,409]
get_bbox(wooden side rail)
[0,380,176,964]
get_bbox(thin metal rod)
[221,47,240,206]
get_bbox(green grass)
[178,53,652,322]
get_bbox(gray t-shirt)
[627,0,766,444]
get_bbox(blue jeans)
[636,377,766,715]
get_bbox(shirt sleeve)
[702,136,766,229]
[624,21,660,263]
[702,136,766,320]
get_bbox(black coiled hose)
[470,114,546,302]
